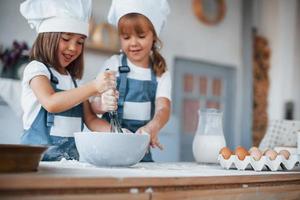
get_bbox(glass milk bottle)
[192,109,226,163]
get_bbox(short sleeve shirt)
[21,60,78,130]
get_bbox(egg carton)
[218,154,300,171]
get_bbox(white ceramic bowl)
[74,132,150,167]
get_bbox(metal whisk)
[109,111,123,133]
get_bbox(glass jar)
[192,108,226,163]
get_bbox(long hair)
[118,13,167,77]
[30,32,84,79]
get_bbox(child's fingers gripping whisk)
[101,89,119,112]
[95,70,116,93]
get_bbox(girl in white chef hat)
[19,0,116,161]
[91,0,171,162]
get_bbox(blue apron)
[21,66,84,161]
[104,54,157,162]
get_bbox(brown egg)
[235,146,250,160]
[249,148,262,161]
[264,149,278,160]
[219,147,232,160]
[279,150,290,160]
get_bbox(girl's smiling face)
[119,14,155,68]
[58,33,85,69]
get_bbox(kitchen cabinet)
[0,99,23,144]
[0,78,23,144]
[0,162,300,199]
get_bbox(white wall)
[1,0,299,160]
[85,0,243,81]
[0,0,244,160]
[161,0,243,154]
[0,0,36,46]
[0,0,243,80]
[255,0,300,120]
[294,2,300,120]
[163,0,242,69]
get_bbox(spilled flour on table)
[54,158,96,168]
[39,160,300,178]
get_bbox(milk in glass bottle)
[192,109,226,163]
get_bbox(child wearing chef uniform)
[91,0,172,162]
[19,0,116,161]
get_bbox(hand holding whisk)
[103,69,123,133]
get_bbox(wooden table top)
[1,161,300,200]
[1,161,300,190]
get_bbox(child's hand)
[95,71,116,93]
[136,126,163,150]
[100,89,119,112]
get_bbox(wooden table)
[0,161,300,200]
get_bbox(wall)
[255,0,300,120]
[163,2,243,151]
[0,0,36,47]
[0,0,243,161]
[294,2,300,120]
[86,0,243,82]
[0,0,243,80]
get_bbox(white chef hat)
[20,0,92,37]
[107,0,170,36]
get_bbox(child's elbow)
[43,102,60,113]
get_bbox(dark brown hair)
[118,13,167,76]
[30,32,84,79]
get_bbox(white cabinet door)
[0,103,23,144]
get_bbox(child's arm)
[83,100,111,132]
[136,97,171,149]
[30,71,115,113]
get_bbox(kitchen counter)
[1,161,300,199]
